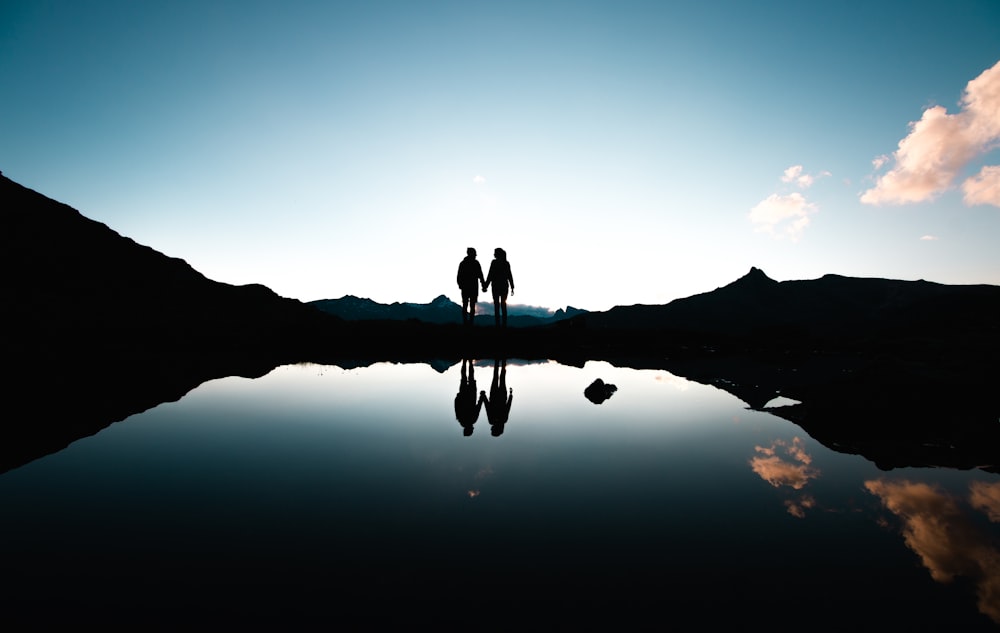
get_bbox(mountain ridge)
[4,172,999,473]
[308,293,587,326]
[577,264,1000,345]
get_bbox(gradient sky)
[2,1,999,312]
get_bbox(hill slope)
[2,173,335,360]
[579,266,1000,347]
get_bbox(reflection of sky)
[2,361,1000,629]
[865,479,1000,624]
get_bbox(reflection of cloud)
[865,479,1000,624]
[751,438,819,517]
[751,437,818,485]
[971,481,1000,523]
[653,373,690,391]
[785,495,816,519]
[860,59,1000,208]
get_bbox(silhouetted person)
[457,247,486,326]
[454,358,486,436]
[485,358,513,436]
[483,247,514,327]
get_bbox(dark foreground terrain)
[4,172,1000,475]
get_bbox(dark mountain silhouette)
[579,265,1000,345]
[3,174,337,360]
[3,173,342,472]
[571,266,1000,471]
[309,294,586,326]
[3,172,999,473]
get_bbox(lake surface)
[3,359,998,630]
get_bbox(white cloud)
[861,59,1000,208]
[473,175,486,184]
[962,164,1000,206]
[920,235,939,241]
[781,165,829,189]
[749,192,817,241]
[782,165,805,184]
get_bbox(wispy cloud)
[749,192,817,241]
[473,174,486,184]
[781,164,830,188]
[861,59,1000,208]
[920,234,939,241]
[750,166,828,240]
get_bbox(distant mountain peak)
[724,266,777,290]
[308,294,585,326]
[743,266,773,282]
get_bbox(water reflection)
[749,433,1000,625]
[750,437,821,518]
[1,359,998,630]
[454,358,515,437]
[454,358,485,436]
[865,479,1000,624]
[485,358,513,436]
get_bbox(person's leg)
[493,293,501,326]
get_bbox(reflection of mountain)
[309,294,586,327]
[651,352,1000,473]
[4,172,999,474]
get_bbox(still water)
[3,359,998,630]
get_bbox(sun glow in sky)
[2,1,999,312]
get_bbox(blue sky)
[2,1,999,312]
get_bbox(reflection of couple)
[454,359,485,436]
[456,247,515,327]
[454,359,513,437]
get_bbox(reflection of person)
[485,358,513,436]
[483,247,514,328]
[454,358,485,436]
[456,248,485,326]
